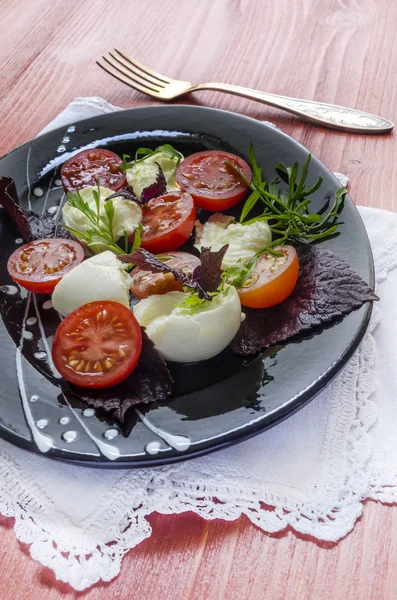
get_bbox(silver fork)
[97,49,393,134]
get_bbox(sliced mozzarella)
[52,251,131,316]
[195,215,272,268]
[133,286,244,363]
[62,185,142,244]
[125,150,181,197]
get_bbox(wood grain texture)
[0,0,396,598]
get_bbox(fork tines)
[97,50,170,97]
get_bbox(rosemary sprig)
[225,144,347,287]
[228,144,346,244]
[64,184,142,256]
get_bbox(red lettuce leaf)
[231,246,378,356]
[65,329,173,422]
[0,176,70,241]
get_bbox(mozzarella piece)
[133,286,244,363]
[52,251,131,316]
[195,215,272,269]
[125,150,180,197]
[62,185,142,243]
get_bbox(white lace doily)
[0,98,395,591]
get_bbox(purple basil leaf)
[231,246,378,356]
[0,177,33,241]
[196,245,228,293]
[119,248,191,285]
[0,176,70,241]
[105,184,139,204]
[140,162,167,203]
[65,329,173,422]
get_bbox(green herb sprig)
[229,144,346,244]
[120,144,184,182]
[224,144,347,287]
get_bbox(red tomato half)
[237,246,299,309]
[130,251,200,300]
[61,148,127,193]
[52,301,142,389]
[7,239,84,294]
[176,150,252,211]
[139,192,196,254]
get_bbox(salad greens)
[120,144,184,183]
[231,144,346,239]
[64,185,142,255]
[224,144,347,287]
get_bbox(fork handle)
[192,82,393,133]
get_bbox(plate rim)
[0,104,375,467]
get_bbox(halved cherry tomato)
[61,148,127,193]
[237,246,299,309]
[130,251,200,300]
[176,150,252,212]
[7,238,84,294]
[139,192,196,254]
[52,301,142,388]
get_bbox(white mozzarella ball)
[52,251,131,316]
[133,286,244,362]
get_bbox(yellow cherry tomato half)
[238,245,299,309]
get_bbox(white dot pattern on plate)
[82,408,95,417]
[46,206,58,215]
[54,179,62,186]
[15,238,23,244]
[30,395,39,403]
[59,417,70,425]
[104,429,118,440]
[67,125,75,133]
[42,300,52,310]
[36,419,48,429]
[34,351,47,360]
[57,145,66,153]
[33,187,44,197]
[62,430,78,443]
[26,317,37,326]
[146,441,161,455]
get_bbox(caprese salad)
[2,141,376,405]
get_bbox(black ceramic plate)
[0,106,373,467]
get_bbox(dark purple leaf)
[105,184,139,204]
[119,246,229,301]
[0,176,70,241]
[196,245,228,293]
[231,246,378,355]
[0,176,33,240]
[140,162,167,203]
[119,248,190,284]
[65,329,173,422]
